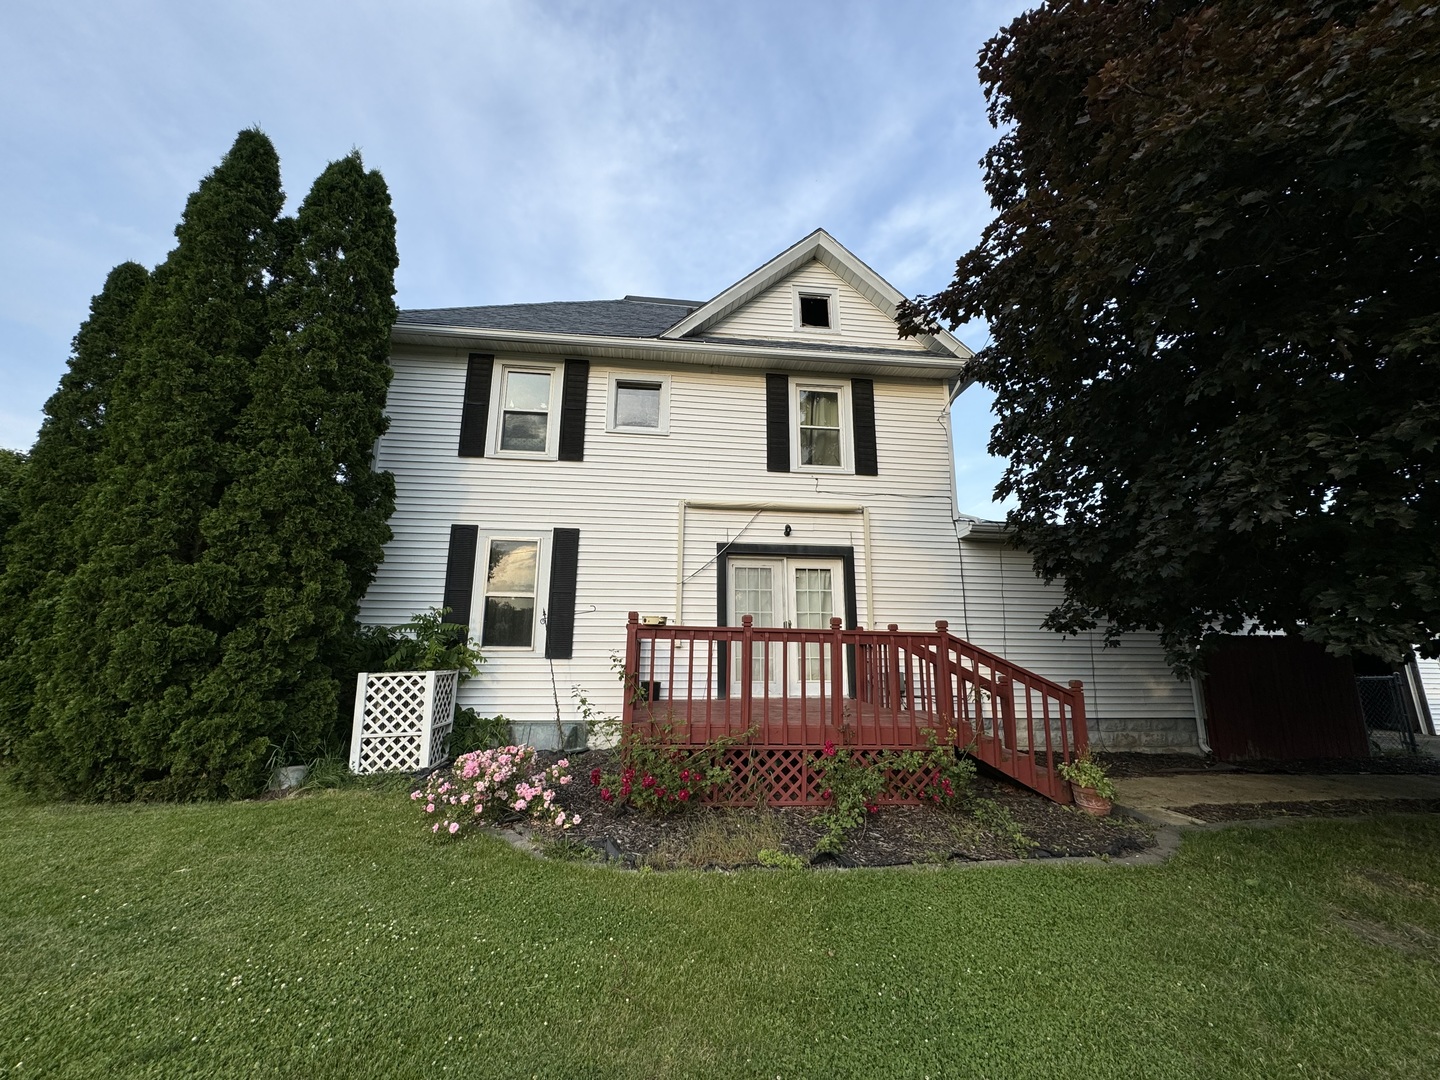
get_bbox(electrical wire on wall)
[681,509,765,584]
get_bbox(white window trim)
[792,284,841,334]
[473,534,549,652]
[606,372,671,435]
[789,378,853,473]
[487,360,564,459]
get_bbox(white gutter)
[673,499,874,629]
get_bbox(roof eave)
[390,322,969,379]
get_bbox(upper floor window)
[607,372,671,435]
[790,379,851,471]
[490,362,563,457]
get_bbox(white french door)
[729,558,843,695]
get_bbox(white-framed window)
[792,285,840,333]
[606,372,671,435]
[790,378,851,472]
[478,536,543,649]
[489,361,563,458]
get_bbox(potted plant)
[1058,751,1117,816]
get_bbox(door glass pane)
[733,565,775,686]
[615,382,661,428]
[732,565,774,625]
[794,567,834,682]
[793,568,833,628]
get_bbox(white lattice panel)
[350,670,460,774]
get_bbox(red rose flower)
[820,788,832,801]
[865,803,879,814]
[677,789,690,801]
[655,786,666,798]
[600,788,614,802]
[641,773,656,789]
[590,767,603,786]
[822,740,836,758]
[680,769,691,782]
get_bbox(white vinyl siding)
[1417,657,1440,733]
[704,260,932,352]
[361,351,1199,750]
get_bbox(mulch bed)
[529,750,1155,868]
[1172,798,1440,823]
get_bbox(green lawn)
[1,786,1438,1079]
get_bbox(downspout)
[1189,675,1213,754]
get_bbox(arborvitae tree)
[9,132,399,800]
[19,131,286,797]
[0,450,24,573]
[0,262,150,756]
[182,151,399,776]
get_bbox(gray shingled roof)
[396,297,701,338]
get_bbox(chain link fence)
[1356,674,1419,755]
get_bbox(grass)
[647,809,790,869]
[1,784,1439,1079]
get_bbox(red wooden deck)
[622,614,1089,805]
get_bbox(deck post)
[884,624,901,722]
[998,674,1016,751]
[829,617,844,737]
[1068,680,1089,757]
[623,612,641,748]
[934,621,954,745]
[740,615,754,734]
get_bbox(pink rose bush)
[412,744,580,837]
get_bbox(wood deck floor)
[630,698,947,749]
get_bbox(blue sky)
[1,0,1026,517]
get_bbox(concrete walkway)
[1115,771,1440,827]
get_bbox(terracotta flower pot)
[1071,784,1112,817]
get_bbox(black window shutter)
[442,525,480,625]
[851,378,878,476]
[765,372,790,472]
[557,359,589,461]
[545,528,581,659]
[458,354,494,457]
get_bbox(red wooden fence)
[621,613,1088,805]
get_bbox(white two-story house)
[359,230,1216,757]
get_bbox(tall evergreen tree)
[184,151,399,776]
[18,131,286,797]
[8,132,400,800]
[0,261,150,757]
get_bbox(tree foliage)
[902,0,1440,668]
[0,261,150,757]
[1,131,398,798]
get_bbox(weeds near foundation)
[648,810,790,869]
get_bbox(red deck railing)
[621,612,1088,805]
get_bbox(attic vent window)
[799,294,831,328]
